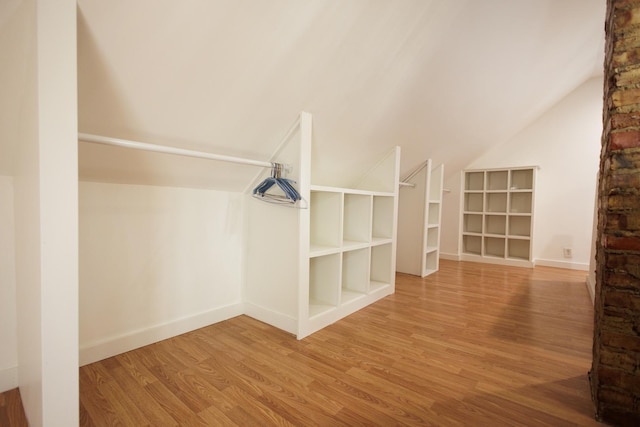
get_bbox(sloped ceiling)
[77,0,605,191]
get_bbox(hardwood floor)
[0,388,27,427]
[2,260,603,426]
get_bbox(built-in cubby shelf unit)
[397,159,444,277]
[308,186,397,329]
[244,112,401,339]
[460,167,536,267]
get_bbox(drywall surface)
[79,182,244,364]
[441,77,602,269]
[0,176,17,392]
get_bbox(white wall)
[0,176,17,392]
[441,77,602,270]
[79,182,244,364]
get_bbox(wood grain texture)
[0,388,28,427]
[1,260,604,426]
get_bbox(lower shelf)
[308,300,335,319]
[341,289,366,305]
[303,282,392,339]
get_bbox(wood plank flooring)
[2,260,603,426]
[0,388,28,427]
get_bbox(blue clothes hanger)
[252,163,302,206]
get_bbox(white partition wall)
[397,160,444,277]
[8,1,79,425]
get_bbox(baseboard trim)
[0,366,18,393]
[534,258,589,271]
[243,302,298,336]
[439,252,461,261]
[79,303,244,366]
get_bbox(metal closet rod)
[78,133,274,168]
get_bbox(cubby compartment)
[424,251,438,275]
[427,202,440,226]
[370,243,393,291]
[372,195,394,241]
[465,171,484,191]
[309,254,340,317]
[485,215,506,235]
[341,248,369,304]
[464,193,483,212]
[426,227,439,252]
[508,215,531,237]
[508,238,530,260]
[510,169,534,190]
[509,192,532,214]
[343,194,371,247]
[310,191,342,252]
[463,214,483,234]
[484,237,506,258]
[486,192,507,213]
[487,170,508,191]
[463,235,482,256]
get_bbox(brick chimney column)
[591,0,640,425]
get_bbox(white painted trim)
[79,303,243,366]
[534,258,589,271]
[439,252,461,261]
[244,302,298,336]
[0,366,18,393]
[586,274,596,305]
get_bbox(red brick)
[606,235,640,251]
[611,130,640,149]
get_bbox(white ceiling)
[76,1,603,190]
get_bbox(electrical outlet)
[563,247,573,258]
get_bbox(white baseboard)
[586,274,596,305]
[243,302,297,336]
[439,252,461,261]
[534,258,589,271]
[0,366,18,393]
[79,303,244,366]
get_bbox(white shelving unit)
[244,112,401,339]
[396,160,444,277]
[460,167,536,267]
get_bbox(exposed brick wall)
[591,0,640,425]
